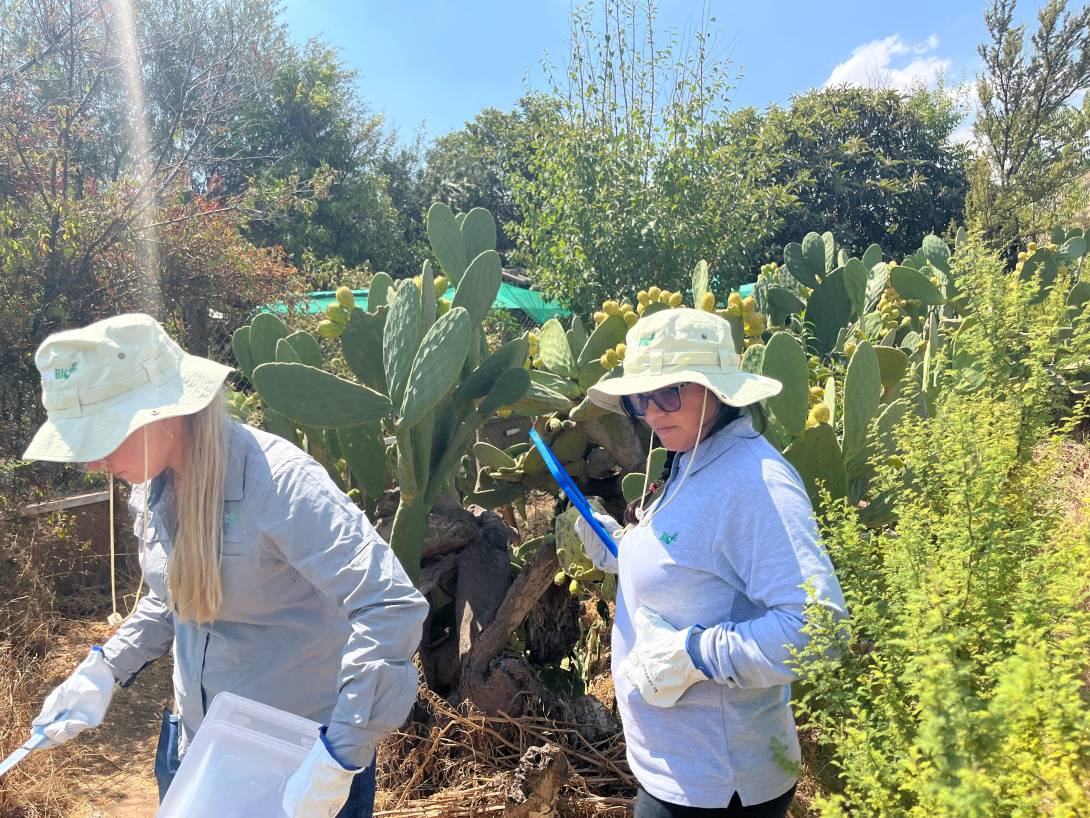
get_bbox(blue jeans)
[155,709,376,816]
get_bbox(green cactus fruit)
[347,488,361,502]
[399,307,472,430]
[427,202,468,283]
[335,286,355,311]
[317,320,340,339]
[569,579,581,595]
[451,249,501,325]
[383,281,423,406]
[554,571,567,586]
[253,363,393,428]
[327,304,350,326]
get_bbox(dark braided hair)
[622,397,767,525]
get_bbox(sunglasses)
[621,384,686,418]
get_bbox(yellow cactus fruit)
[742,296,756,314]
[745,314,766,337]
[436,298,451,317]
[593,311,607,324]
[728,292,743,308]
[533,356,544,368]
[335,286,355,311]
[1018,252,1027,261]
[647,285,661,300]
[605,349,619,367]
[900,316,912,328]
[347,488,361,503]
[668,292,683,307]
[603,300,620,315]
[569,579,581,595]
[554,571,567,586]
[700,291,716,311]
[636,302,647,315]
[599,352,611,369]
[809,386,824,401]
[326,304,349,325]
[637,290,650,305]
[1028,241,1037,252]
[615,342,627,357]
[844,341,857,358]
[317,319,340,339]
[433,275,449,296]
[624,311,639,327]
[726,303,743,319]
[810,404,831,425]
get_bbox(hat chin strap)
[640,394,707,527]
[107,427,147,626]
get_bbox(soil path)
[56,622,172,818]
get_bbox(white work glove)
[32,647,117,747]
[573,512,622,573]
[282,727,365,818]
[621,607,710,708]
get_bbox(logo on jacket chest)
[658,531,678,545]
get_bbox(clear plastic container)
[156,692,320,818]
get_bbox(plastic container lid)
[156,693,320,818]
[528,428,618,557]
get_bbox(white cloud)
[824,34,951,92]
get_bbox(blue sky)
[279,1,1045,144]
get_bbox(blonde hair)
[168,395,228,623]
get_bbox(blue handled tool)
[528,428,618,557]
[0,709,69,779]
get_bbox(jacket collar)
[670,415,755,480]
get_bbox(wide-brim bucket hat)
[587,307,782,414]
[22,313,232,463]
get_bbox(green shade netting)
[264,281,754,323]
[265,281,570,324]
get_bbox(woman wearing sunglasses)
[576,307,847,817]
[20,314,429,817]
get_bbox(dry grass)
[374,684,633,817]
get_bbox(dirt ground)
[46,622,171,818]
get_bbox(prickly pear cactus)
[553,502,617,599]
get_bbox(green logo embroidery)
[223,511,238,525]
[54,362,78,381]
[638,332,656,347]
[658,531,678,545]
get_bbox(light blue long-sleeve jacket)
[610,416,848,807]
[101,420,428,767]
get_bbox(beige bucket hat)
[587,307,782,414]
[22,313,232,463]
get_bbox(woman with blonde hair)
[23,313,429,818]
[573,307,847,817]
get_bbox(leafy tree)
[509,0,793,315]
[758,86,970,261]
[969,0,1090,247]
[227,40,420,276]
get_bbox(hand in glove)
[621,607,710,708]
[32,647,116,748]
[282,727,367,818]
[573,512,622,573]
